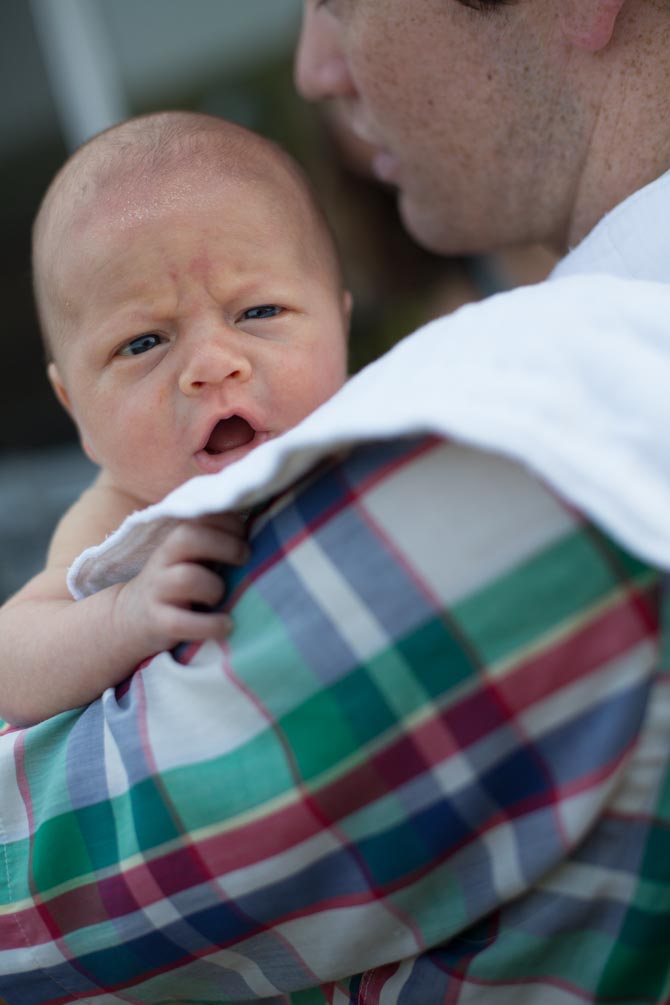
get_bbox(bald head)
[33,111,342,358]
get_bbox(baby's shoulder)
[47,472,144,568]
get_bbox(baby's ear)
[47,363,98,464]
[47,362,72,415]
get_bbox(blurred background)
[0,0,556,601]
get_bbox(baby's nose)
[178,331,252,395]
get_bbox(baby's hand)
[112,512,249,654]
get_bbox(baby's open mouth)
[204,415,255,455]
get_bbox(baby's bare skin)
[1,111,349,728]
[0,474,248,726]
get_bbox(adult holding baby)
[1,2,669,1002]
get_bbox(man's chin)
[398,194,493,258]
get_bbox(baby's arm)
[0,477,248,726]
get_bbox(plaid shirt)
[1,435,667,1003]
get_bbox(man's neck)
[563,2,670,249]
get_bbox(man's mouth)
[203,415,255,455]
[371,149,400,186]
[346,116,399,184]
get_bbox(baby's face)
[48,170,349,505]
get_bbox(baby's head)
[33,111,351,504]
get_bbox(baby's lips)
[203,415,255,455]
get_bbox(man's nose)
[178,330,252,396]
[294,4,355,101]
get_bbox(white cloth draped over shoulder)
[69,171,670,599]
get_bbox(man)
[1,2,669,1002]
[295,0,669,255]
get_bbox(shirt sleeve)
[0,435,660,1003]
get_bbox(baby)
[0,111,350,727]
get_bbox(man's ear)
[559,0,626,53]
[342,289,353,329]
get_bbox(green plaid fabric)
[0,437,667,1003]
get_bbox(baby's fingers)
[184,609,235,641]
[165,608,235,644]
[160,522,250,568]
[160,562,227,611]
[189,511,248,539]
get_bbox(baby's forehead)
[71,142,313,239]
[36,121,340,316]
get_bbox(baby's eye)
[242,305,283,321]
[118,333,167,356]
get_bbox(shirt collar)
[552,169,670,283]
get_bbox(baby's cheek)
[297,363,343,420]
[318,348,348,400]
